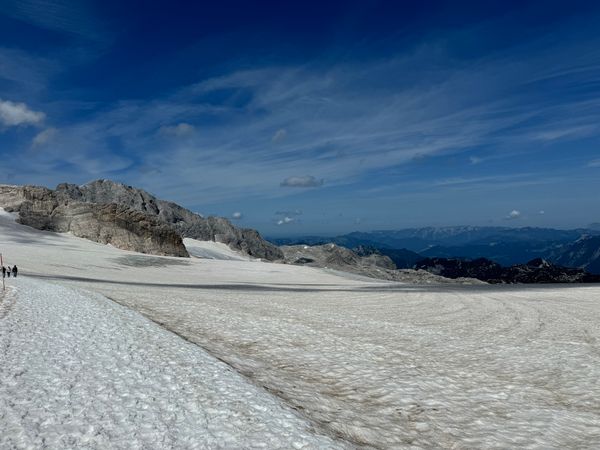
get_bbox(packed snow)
[1,208,600,448]
[0,279,344,449]
[183,238,251,261]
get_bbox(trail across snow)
[1,209,600,448]
[0,278,344,449]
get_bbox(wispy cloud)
[588,159,600,167]
[280,175,324,188]
[32,127,57,147]
[0,0,111,43]
[2,17,600,213]
[272,128,287,143]
[159,122,195,137]
[531,125,597,142]
[231,211,243,220]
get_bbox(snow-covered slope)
[2,209,600,448]
[0,278,343,449]
[184,238,251,261]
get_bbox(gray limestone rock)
[55,180,282,260]
[0,184,189,257]
[280,243,482,284]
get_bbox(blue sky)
[1,0,599,236]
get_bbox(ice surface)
[1,210,600,448]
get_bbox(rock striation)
[0,184,189,257]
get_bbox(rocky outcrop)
[415,257,600,283]
[0,184,189,257]
[281,243,482,284]
[282,243,395,271]
[55,180,283,260]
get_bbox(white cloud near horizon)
[506,210,522,220]
[276,216,295,225]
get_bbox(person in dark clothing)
[12,265,17,278]
[1,266,5,278]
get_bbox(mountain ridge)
[0,180,282,260]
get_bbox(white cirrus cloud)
[0,98,45,127]
[280,175,324,188]
[588,159,600,167]
[272,128,287,143]
[32,127,57,147]
[159,122,195,137]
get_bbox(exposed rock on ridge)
[281,243,482,284]
[55,180,283,260]
[0,184,189,257]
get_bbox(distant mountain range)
[415,257,600,284]
[270,226,600,274]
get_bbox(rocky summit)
[0,180,282,260]
[55,180,283,260]
[0,184,189,257]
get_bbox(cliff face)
[0,180,282,260]
[0,184,189,257]
[55,180,283,260]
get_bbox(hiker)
[1,266,5,278]
[6,266,10,278]
[12,265,17,278]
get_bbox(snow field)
[0,278,345,449]
[97,284,600,449]
[2,210,600,448]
